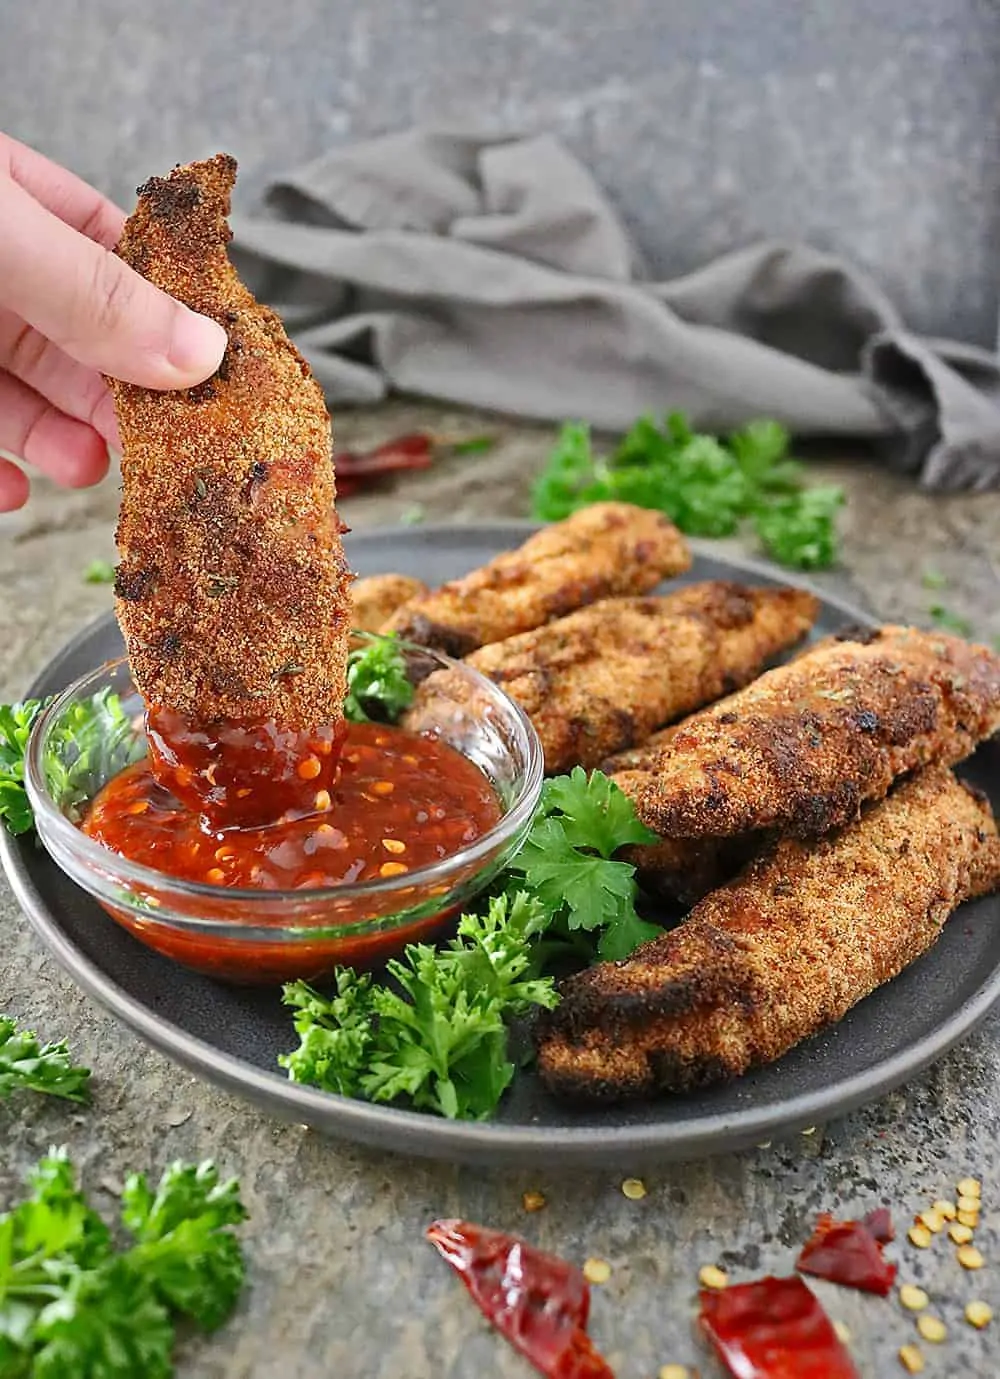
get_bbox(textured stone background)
[3,0,999,344]
[2,402,1000,1377]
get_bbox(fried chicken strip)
[108,154,351,729]
[351,574,428,633]
[610,768,766,904]
[537,768,1000,1102]
[637,625,1000,840]
[460,582,818,772]
[381,502,691,656]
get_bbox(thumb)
[0,175,227,388]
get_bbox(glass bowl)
[24,637,543,985]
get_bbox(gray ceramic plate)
[4,524,1000,1167]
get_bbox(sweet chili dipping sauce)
[84,718,501,891]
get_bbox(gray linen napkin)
[230,129,1000,491]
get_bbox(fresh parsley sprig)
[0,1149,246,1379]
[530,411,844,570]
[0,689,144,837]
[0,1016,91,1104]
[506,768,662,962]
[0,699,51,835]
[343,635,415,724]
[281,892,558,1120]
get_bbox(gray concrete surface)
[3,400,1000,1376]
[4,0,999,345]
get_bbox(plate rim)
[5,523,998,1167]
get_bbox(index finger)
[0,132,124,249]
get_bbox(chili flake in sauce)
[83,721,501,890]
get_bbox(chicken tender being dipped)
[463,581,818,773]
[107,155,352,827]
[537,768,1000,1102]
[637,625,1000,841]
[381,502,692,656]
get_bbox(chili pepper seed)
[583,1257,611,1285]
[965,1300,993,1329]
[949,1222,974,1245]
[899,1284,929,1311]
[658,1367,691,1379]
[621,1178,647,1201]
[957,1209,980,1227]
[898,1344,925,1374]
[381,838,407,854]
[379,861,408,878]
[521,1190,546,1213]
[698,1264,728,1290]
[833,1320,852,1344]
[957,1177,982,1199]
[908,1225,932,1248]
[918,1209,944,1233]
[932,1199,957,1220]
[957,1244,984,1270]
[916,1315,946,1344]
[957,1194,981,1214]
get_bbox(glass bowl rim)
[23,636,545,912]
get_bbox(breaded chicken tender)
[637,625,1000,840]
[462,582,818,772]
[610,768,765,904]
[351,574,428,633]
[537,768,1000,1102]
[381,502,691,656]
[108,154,351,729]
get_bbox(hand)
[0,134,227,512]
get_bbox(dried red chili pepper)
[335,431,434,485]
[862,1206,894,1244]
[699,1275,860,1379]
[426,1219,614,1379]
[796,1210,897,1295]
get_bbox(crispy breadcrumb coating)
[536,768,1000,1102]
[636,625,1000,839]
[351,574,428,633]
[610,768,766,905]
[464,582,818,772]
[381,502,691,655]
[107,154,351,729]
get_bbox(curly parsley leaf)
[343,634,415,724]
[122,1160,248,1331]
[530,411,844,570]
[0,1017,91,1104]
[82,559,116,585]
[281,893,558,1120]
[0,699,51,835]
[752,484,844,570]
[0,1150,246,1378]
[506,769,661,957]
[0,690,144,836]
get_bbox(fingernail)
[167,308,228,379]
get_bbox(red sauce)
[426,1220,614,1379]
[796,1211,897,1295]
[145,706,347,831]
[699,1276,859,1379]
[82,722,502,983]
